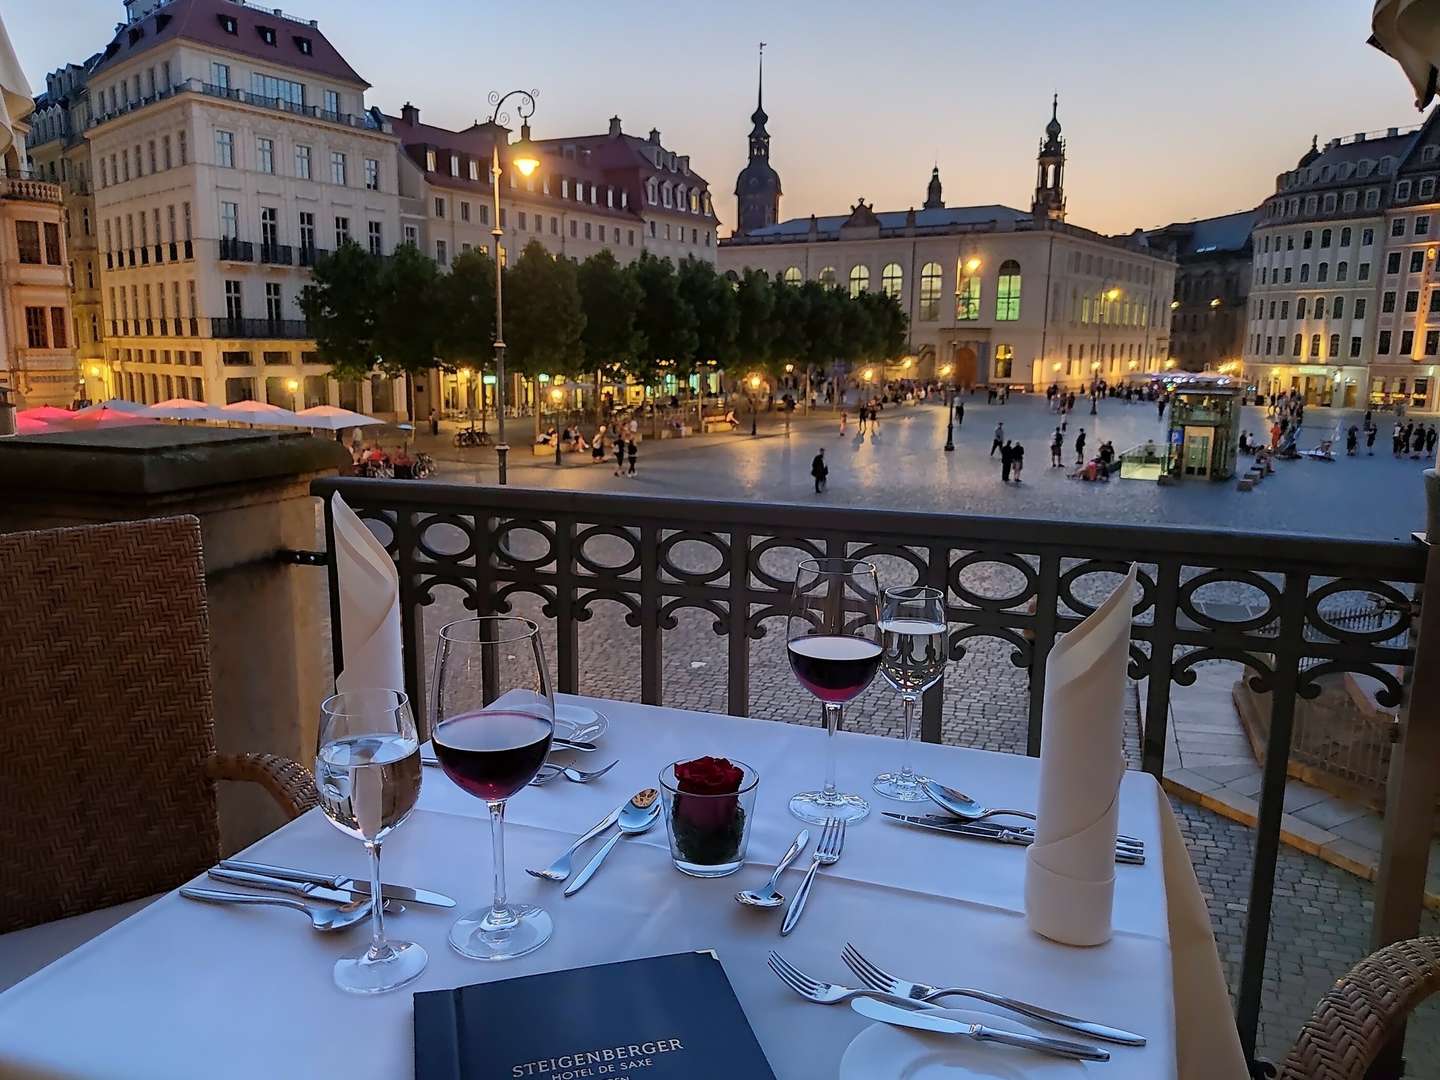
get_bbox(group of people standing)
[989,422,1026,482]
[1386,418,1437,459]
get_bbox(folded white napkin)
[331,493,405,695]
[1024,563,1137,947]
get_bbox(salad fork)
[530,760,619,786]
[841,942,1146,1046]
[780,816,844,937]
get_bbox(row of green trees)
[297,240,910,411]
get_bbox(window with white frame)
[215,130,234,168]
[257,137,274,174]
[295,144,311,179]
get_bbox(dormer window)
[257,25,277,46]
[450,153,459,177]
[294,36,313,55]
[468,160,479,181]
[127,27,144,45]
[425,148,436,172]
[218,14,237,33]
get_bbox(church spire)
[1032,93,1066,222]
[734,42,782,236]
[924,164,944,210]
[750,42,768,130]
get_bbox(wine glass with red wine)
[786,558,882,825]
[431,616,555,961]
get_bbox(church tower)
[1031,94,1066,222]
[734,44,782,235]
[924,165,944,210]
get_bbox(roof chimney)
[648,127,661,145]
[608,115,622,137]
[400,102,419,126]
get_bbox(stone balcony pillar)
[0,426,349,851]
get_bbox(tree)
[436,248,497,371]
[630,252,697,388]
[504,240,586,434]
[678,258,738,377]
[374,243,442,419]
[298,240,381,381]
[577,250,643,421]
[733,268,776,373]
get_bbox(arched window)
[848,264,870,297]
[782,266,801,285]
[1293,333,1303,356]
[1317,263,1328,282]
[1299,263,1310,283]
[817,266,837,289]
[995,259,1021,321]
[918,262,942,320]
[880,262,903,299]
[1310,333,1321,357]
[1297,297,1307,319]
[1328,333,1340,357]
[675,184,686,210]
[1332,296,1344,319]
[956,259,981,320]
[1337,260,1348,281]
[661,182,673,207]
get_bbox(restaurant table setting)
[0,503,1246,1079]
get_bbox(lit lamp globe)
[510,123,541,178]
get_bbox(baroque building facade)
[719,100,1174,389]
[1148,209,1257,373]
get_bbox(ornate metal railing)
[311,477,1435,1075]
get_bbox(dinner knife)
[901,813,1145,853]
[208,867,364,904]
[850,998,1111,1062]
[881,814,1145,865]
[216,861,456,908]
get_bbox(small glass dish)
[658,758,759,878]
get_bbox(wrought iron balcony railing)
[218,238,254,262]
[310,478,1436,1076]
[259,243,293,266]
[210,316,311,339]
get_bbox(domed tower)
[1031,94,1066,222]
[734,44,782,235]
[924,165,944,210]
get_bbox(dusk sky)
[9,0,1428,234]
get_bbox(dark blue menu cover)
[413,951,777,1080]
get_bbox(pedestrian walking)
[990,421,1005,456]
[1011,442,1025,482]
[1366,424,1377,455]
[1346,425,1358,456]
[858,407,868,434]
[1393,423,1404,458]
[592,432,606,464]
[955,401,965,426]
[1074,429,1087,466]
[626,437,638,475]
[1000,440,1014,482]
[839,410,848,436]
[428,408,439,437]
[811,448,829,494]
[1051,427,1063,467]
[1156,397,1165,421]
[1413,424,1427,459]
[614,438,626,475]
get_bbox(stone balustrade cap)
[0,428,350,497]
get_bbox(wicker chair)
[1278,937,1440,1079]
[0,516,316,950]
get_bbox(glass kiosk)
[1163,377,1242,482]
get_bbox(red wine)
[433,710,553,801]
[788,635,883,703]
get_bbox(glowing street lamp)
[964,257,981,274]
[285,376,300,411]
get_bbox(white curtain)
[1373,0,1440,108]
[0,14,33,159]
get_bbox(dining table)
[0,695,1246,1079]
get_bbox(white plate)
[839,1008,1091,1079]
[554,703,608,743]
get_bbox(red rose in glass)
[674,756,744,833]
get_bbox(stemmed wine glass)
[872,585,948,800]
[315,688,427,994]
[786,557,882,825]
[431,616,555,961]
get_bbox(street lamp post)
[1093,284,1120,406]
[551,385,565,466]
[940,363,955,451]
[486,89,541,485]
[286,377,300,412]
[783,363,794,435]
[748,373,761,436]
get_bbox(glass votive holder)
[658,758,759,878]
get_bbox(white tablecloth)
[0,697,1245,1079]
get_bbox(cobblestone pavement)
[428,396,1430,542]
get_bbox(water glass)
[873,586,948,800]
[316,688,427,994]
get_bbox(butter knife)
[216,861,456,907]
[850,998,1110,1062]
[882,814,1145,865]
[901,813,1145,853]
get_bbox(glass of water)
[316,688,427,994]
[872,586,948,801]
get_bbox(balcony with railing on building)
[87,79,391,135]
[0,167,62,204]
[210,316,311,339]
[259,243,294,266]
[297,244,329,268]
[219,238,254,263]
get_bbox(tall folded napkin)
[1025,563,1137,947]
[331,492,405,694]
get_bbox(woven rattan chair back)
[1279,936,1440,1079]
[0,516,220,933]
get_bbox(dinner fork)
[766,952,1108,1063]
[841,942,1147,1046]
[780,817,844,937]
